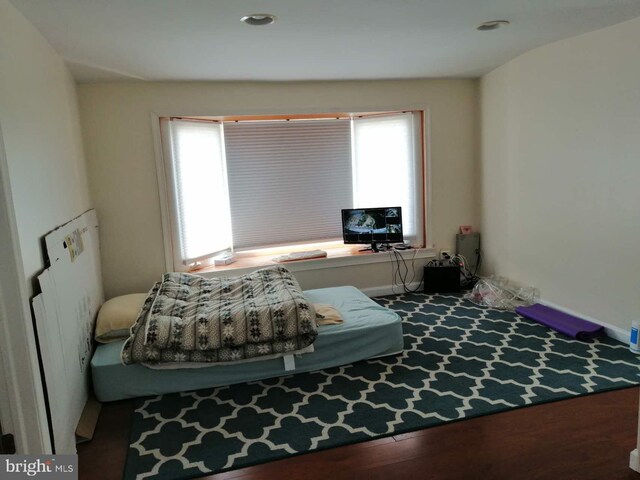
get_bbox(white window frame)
[152,106,432,273]
[351,111,424,246]
[160,118,233,270]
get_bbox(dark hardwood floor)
[79,387,640,480]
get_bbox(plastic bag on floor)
[466,276,539,311]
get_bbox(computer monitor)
[341,207,403,252]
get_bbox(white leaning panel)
[33,209,104,453]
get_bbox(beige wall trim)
[423,106,434,248]
[150,113,175,273]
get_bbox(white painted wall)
[480,16,640,332]
[77,80,478,298]
[0,2,91,290]
[0,0,92,453]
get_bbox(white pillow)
[95,293,146,343]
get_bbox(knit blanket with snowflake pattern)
[121,266,317,365]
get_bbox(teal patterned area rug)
[124,293,640,480]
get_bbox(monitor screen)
[341,207,403,245]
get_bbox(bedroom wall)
[0,0,92,453]
[0,2,92,290]
[77,79,479,298]
[480,16,640,333]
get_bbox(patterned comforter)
[121,266,318,365]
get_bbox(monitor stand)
[359,241,380,253]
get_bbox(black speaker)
[423,265,460,293]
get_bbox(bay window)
[159,111,425,270]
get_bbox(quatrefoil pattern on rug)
[125,293,640,480]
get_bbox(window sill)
[194,244,436,278]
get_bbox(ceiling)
[10,0,640,83]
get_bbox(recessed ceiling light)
[477,20,510,31]
[241,14,277,26]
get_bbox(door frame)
[0,122,51,453]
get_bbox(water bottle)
[630,321,640,353]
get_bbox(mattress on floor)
[91,286,403,402]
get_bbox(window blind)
[165,119,232,264]
[352,112,423,245]
[223,119,352,249]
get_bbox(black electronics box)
[424,264,460,293]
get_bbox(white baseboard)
[361,282,422,297]
[538,299,628,344]
[630,449,639,473]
